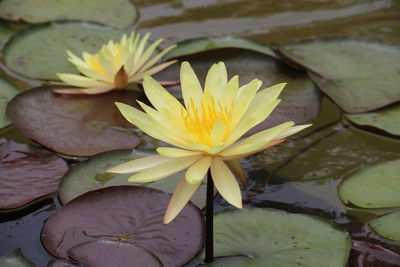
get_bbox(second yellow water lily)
[107,61,311,223]
[54,32,176,94]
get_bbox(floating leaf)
[339,160,400,208]
[0,21,13,51]
[349,240,400,267]
[164,37,277,60]
[369,212,400,241]
[0,141,68,210]
[3,22,124,80]
[47,259,77,267]
[346,105,400,138]
[277,38,400,113]
[68,239,163,267]
[0,77,20,129]
[0,249,34,267]
[41,186,204,266]
[156,48,320,133]
[58,150,208,208]
[201,208,351,266]
[0,0,136,29]
[6,87,141,156]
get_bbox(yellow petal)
[274,124,312,140]
[210,157,242,208]
[52,85,113,95]
[57,73,108,88]
[210,120,226,146]
[220,75,239,107]
[131,60,177,82]
[136,44,177,75]
[185,156,211,184]
[128,155,201,183]
[204,62,227,102]
[180,61,203,108]
[157,147,201,158]
[133,32,151,64]
[225,159,246,184]
[164,177,201,224]
[130,39,163,74]
[222,139,285,160]
[107,155,172,174]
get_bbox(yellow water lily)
[53,32,176,95]
[107,61,311,223]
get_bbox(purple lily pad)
[6,87,141,156]
[0,140,68,210]
[41,186,204,266]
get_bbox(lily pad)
[0,249,34,267]
[68,239,163,267]
[369,212,400,241]
[350,240,400,266]
[277,37,400,113]
[0,77,20,129]
[164,37,277,60]
[0,21,13,51]
[41,186,204,266]
[156,48,320,133]
[47,259,77,267]
[0,140,68,210]
[346,104,400,138]
[6,87,141,156]
[0,0,136,29]
[58,150,208,208]
[3,22,124,80]
[202,208,351,266]
[338,160,400,208]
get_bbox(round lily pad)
[3,22,124,80]
[369,211,400,241]
[47,259,77,267]
[0,140,68,210]
[277,37,400,113]
[41,186,204,266]
[6,87,141,156]
[68,239,163,267]
[0,0,136,29]
[58,150,208,208]
[346,104,400,138]
[0,21,13,51]
[339,160,400,208]
[202,208,351,266]
[156,48,320,133]
[0,77,20,129]
[350,240,400,266]
[0,249,34,267]
[164,37,277,60]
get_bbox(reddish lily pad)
[6,87,141,156]
[0,140,68,210]
[68,239,163,267]
[349,241,400,267]
[41,186,204,266]
[47,259,77,267]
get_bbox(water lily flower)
[107,61,311,223]
[53,32,176,95]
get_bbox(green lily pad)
[6,87,141,156]
[164,37,277,60]
[0,21,13,51]
[58,150,208,208]
[277,37,400,113]
[0,77,20,129]
[202,208,351,266]
[346,104,400,138]
[0,249,34,267]
[369,211,400,241]
[41,186,204,266]
[3,22,124,80]
[156,48,320,133]
[338,160,400,208]
[0,0,136,29]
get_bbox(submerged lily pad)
[277,37,400,113]
[0,77,20,129]
[6,87,141,156]
[0,21,13,51]
[202,208,351,266]
[0,140,68,210]
[164,37,277,60]
[0,249,34,267]
[41,186,204,266]
[58,150,207,208]
[0,0,136,29]
[346,105,400,138]
[369,211,400,242]
[3,22,123,80]
[156,48,320,133]
[339,160,400,208]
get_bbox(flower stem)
[205,169,214,262]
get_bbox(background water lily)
[53,32,176,95]
[107,61,311,223]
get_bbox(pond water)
[1,0,400,266]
